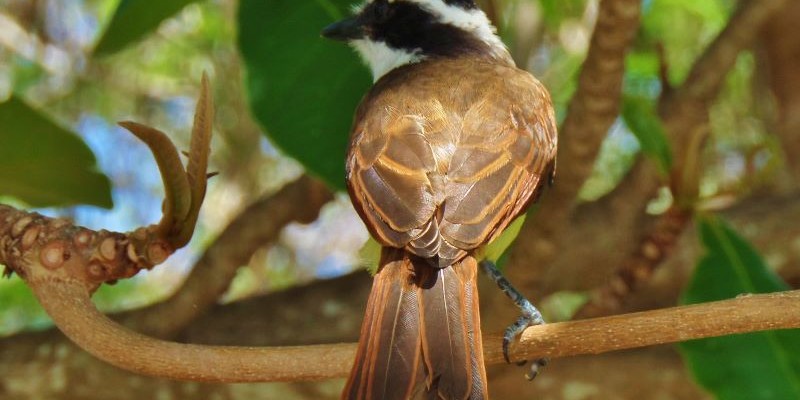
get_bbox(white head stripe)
[347,0,510,80]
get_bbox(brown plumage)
[344,56,557,399]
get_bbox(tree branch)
[123,175,333,338]
[575,0,791,316]
[661,0,789,201]
[497,290,800,363]
[32,275,800,382]
[760,1,800,184]
[506,0,642,286]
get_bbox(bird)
[321,1,558,399]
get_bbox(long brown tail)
[343,248,488,400]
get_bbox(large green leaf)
[680,215,800,400]
[238,0,371,189]
[94,0,200,56]
[0,97,113,208]
[621,95,673,175]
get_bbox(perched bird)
[322,1,557,398]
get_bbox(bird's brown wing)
[346,66,557,264]
[346,101,448,260]
[440,72,557,252]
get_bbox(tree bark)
[760,1,800,183]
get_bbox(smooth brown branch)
[31,279,355,382]
[30,274,800,382]
[495,290,800,363]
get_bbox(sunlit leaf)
[0,97,112,208]
[621,95,673,175]
[238,0,371,189]
[94,0,200,56]
[358,237,381,275]
[484,215,526,264]
[641,0,730,83]
[680,215,800,400]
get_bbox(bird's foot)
[502,313,549,380]
[480,260,549,380]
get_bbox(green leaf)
[0,97,113,208]
[238,0,372,189]
[483,215,526,264]
[94,0,200,56]
[679,215,800,400]
[621,95,673,175]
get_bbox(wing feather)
[346,59,557,262]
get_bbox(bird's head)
[322,0,511,80]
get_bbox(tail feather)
[419,266,472,398]
[461,259,488,400]
[343,248,488,400]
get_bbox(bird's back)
[346,56,558,267]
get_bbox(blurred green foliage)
[0,96,112,208]
[622,95,673,176]
[539,0,588,29]
[680,216,800,399]
[94,0,202,56]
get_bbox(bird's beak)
[321,16,365,41]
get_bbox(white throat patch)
[351,39,425,81]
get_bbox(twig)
[124,175,333,338]
[576,206,691,318]
[31,277,800,382]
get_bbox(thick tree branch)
[124,175,333,338]
[31,280,353,382]
[760,1,800,183]
[32,275,800,382]
[506,0,641,284]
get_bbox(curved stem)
[32,277,800,382]
[32,279,356,382]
